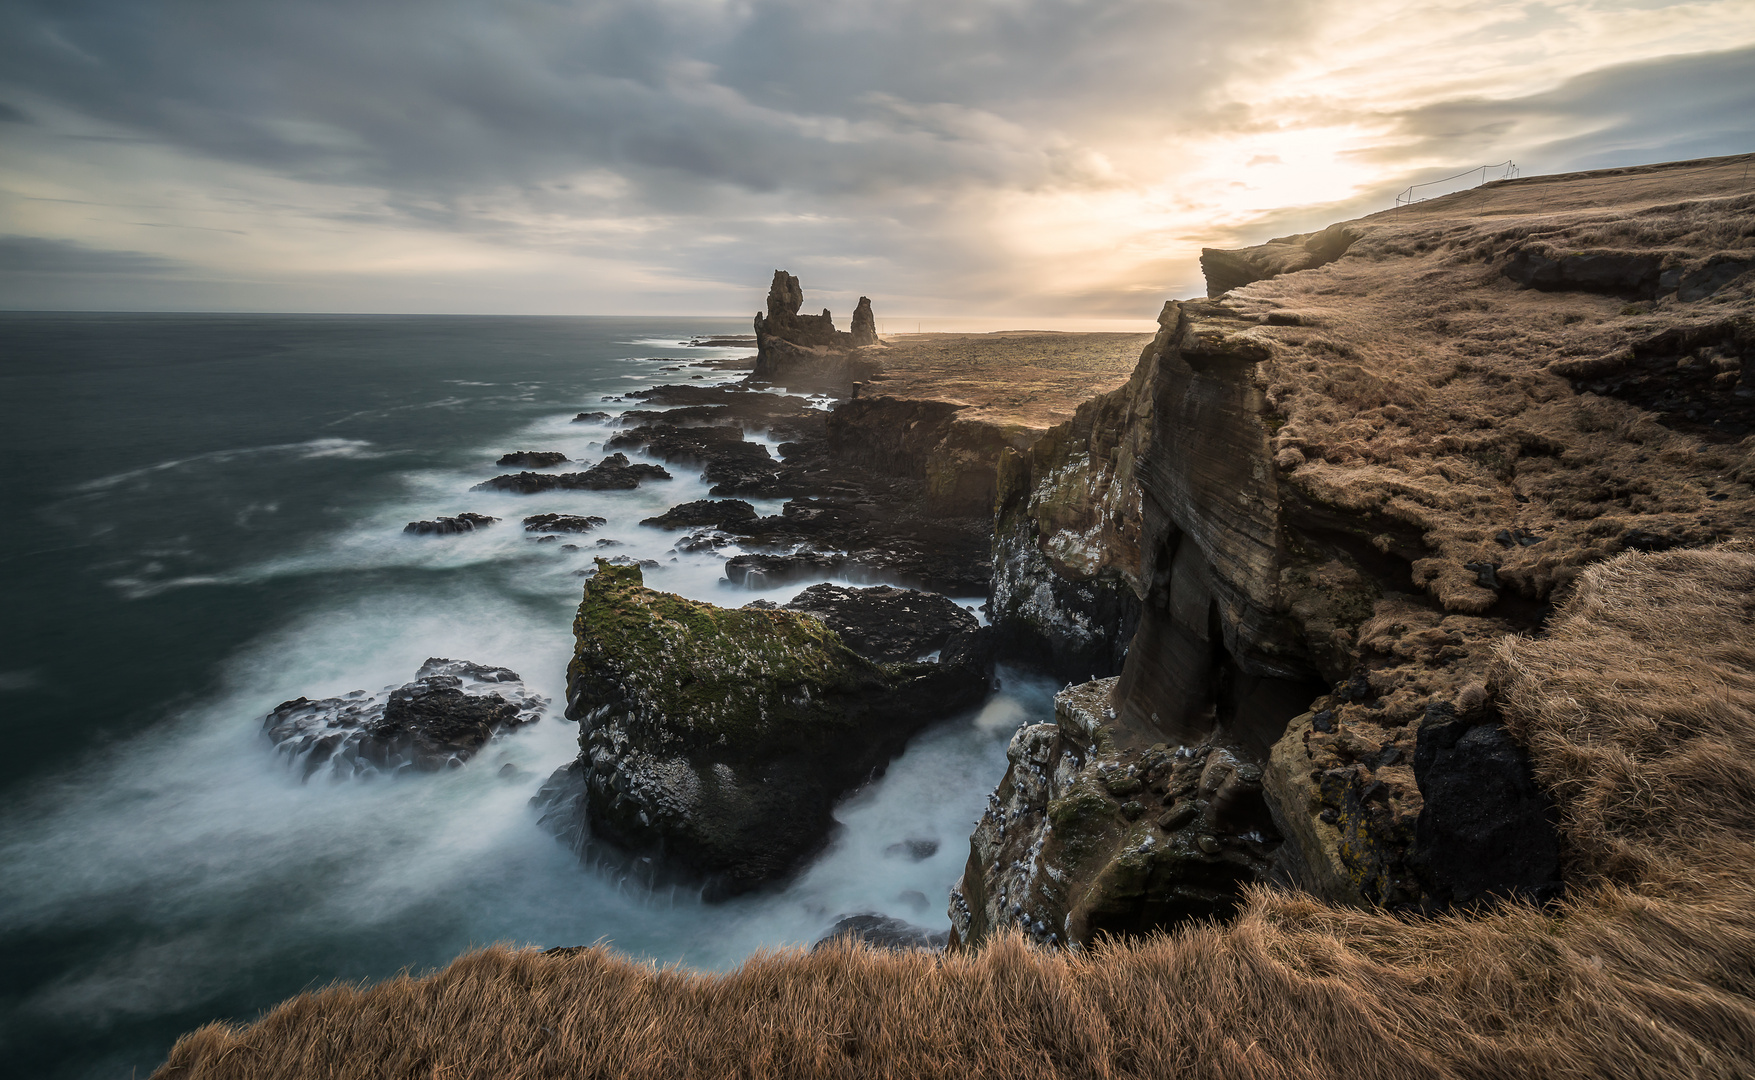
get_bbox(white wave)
[75,439,380,493]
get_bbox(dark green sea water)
[0,314,1053,1078]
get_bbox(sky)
[1,0,1752,323]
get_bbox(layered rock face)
[538,562,992,896]
[751,270,882,391]
[960,155,1752,943]
[950,679,1280,948]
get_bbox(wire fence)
[1394,160,1518,209]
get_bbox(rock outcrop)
[536,562,993,896]
[404,513,498,536]
[850,297,877,347]
[751,270,882,392]
[1199,224,1356,297]
[776,584,980,664]
[263,658,547,779]
[496,451,570,468]
[474,453,672,493]
[950,679,1285,947]
[523,513,606,534]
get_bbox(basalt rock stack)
[751,270,883,392]
[957,153,1755,947]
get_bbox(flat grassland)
[861,331,1153,432]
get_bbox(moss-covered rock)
[541,561,992,896]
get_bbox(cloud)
[0,234,183,275]
[1378,44,1755,174]
[0,0,1752,316]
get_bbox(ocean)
[0,313,1055,1079]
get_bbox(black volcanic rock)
[523,513,607,533]
[850,296,878,347]
[1413,703,1563,906]
[750,271,884,391]
[724,552,848,588]
[640,499,758,530]
[811,913,948,953]
[473,453,672,493]
[571,411,611,423]
[607,423,745,459]
[607,423,780,490]
[496,451,570,468]
[404,513,498,536]
[263,658,546,779]
[781,583,979,664]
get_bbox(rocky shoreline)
[256,153,1753,954]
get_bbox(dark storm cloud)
[1373,45,1755,173]
[0,0,1310,210]
[0,235,183,275]
[0,101,30,123]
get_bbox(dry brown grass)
[155,548,1755,1079]
[1230,155,1755,614]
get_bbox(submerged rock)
[404,513,498,536]
[473,453,672,493]
[262,658,546,779]
[496,451,570,468]
[534,562,992,896]
[523,513,607,534]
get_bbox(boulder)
[403,513,498,536]
[473,453,672,493]
[262,658,546,779]
[1412,702,1563,906]
[780,583,978,664]
[534,561,993,896]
